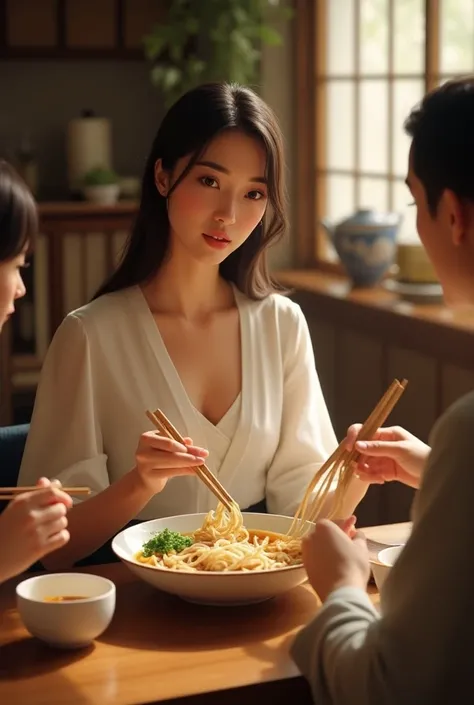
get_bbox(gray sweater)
[291,391,474,705]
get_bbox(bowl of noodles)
[111,503,307,606]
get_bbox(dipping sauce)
[43,596,87,602]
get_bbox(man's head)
[404,78,474,307]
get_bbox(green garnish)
[142,528,193,558]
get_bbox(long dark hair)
[94,82,288,301]
[0,160,37,261]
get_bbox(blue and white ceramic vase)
[321,208,402,288]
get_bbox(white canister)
[66,112,112,194]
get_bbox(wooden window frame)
[293,0,471,270]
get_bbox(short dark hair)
[0,160,37,261]
[404,77,474,216]
[94,82,288,301]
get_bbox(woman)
[0,160,71,584]
[19,82,370,570]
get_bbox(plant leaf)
[258,25,283,45]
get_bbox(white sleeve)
[18,313,109,500]
[291,392,474,705]
[265,304,338,516]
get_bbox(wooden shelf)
[38,200,140,218]
[277,269,474,369]
[0,46,144,59]
[277,269,473,331]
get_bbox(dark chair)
[0,424,29,515]
[0,424,120,566]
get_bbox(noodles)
[135,502,302,573]
[288,378,409,538]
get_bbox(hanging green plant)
[142,0,293,107]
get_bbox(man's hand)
[302,519,371,602]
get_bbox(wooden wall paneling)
[305,316,336,419]
[276,275,474,525]
[334,330,385,440]
[63,232,114,314]
[378,346,438,524]
[387,347,437,442]
[6,0,57,47]
[33,234,50,359]
[123,0,166,49]
[333,329,386,527]
[63,233,82,315]
[85,234,108,302]
[46,229,64,342]
[65,0,115,48]
[441,364,474,412]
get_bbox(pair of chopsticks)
[146,408,234,511]
[0,486,90,500]
[287,378,408,538]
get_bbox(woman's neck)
[143,256,234,321]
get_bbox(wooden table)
[0,523,410,705]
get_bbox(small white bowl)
[16,573,116,649]
[112,512,308,606]
[370,545,404,591]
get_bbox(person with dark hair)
[18,83,370,569]
[291,77,474,705]
[0,159,35,327]
[0,160,72,583]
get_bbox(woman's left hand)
[302,518,370,602]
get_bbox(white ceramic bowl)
[370,545,404,591]
[112,512,307,606]
[16,573,116,648]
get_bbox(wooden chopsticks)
[0,486,90,500]
[287,378,408,538]
[146,409,234,512]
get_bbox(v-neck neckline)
[132,282,249,431]
[194,392,241,432]
[128,282,257,511]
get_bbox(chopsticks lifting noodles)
[145,408,234,512]
[287,378,408,539]
[0,486,90,500]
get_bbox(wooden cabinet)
[279,270,474,527]
[5,0,57,48]
[0,0,166,59]
[123,0,167,49]
[65,0,116,49]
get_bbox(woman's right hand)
[133,431,209,495]
[344,425,431,489]
[0,478,72,583]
